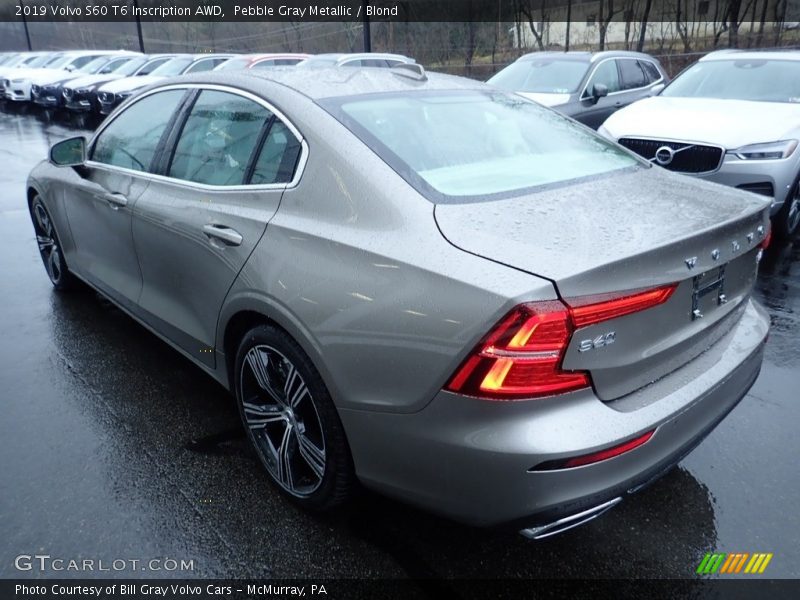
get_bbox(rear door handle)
[101,192,128,208]
[203,224,243,247]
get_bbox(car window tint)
[138,57,170,75]
[341,60,363,67]
[169,90,269,186]
[92,90,185,172]
[361,59,388,67]
[640,61,661,83]
[250,120,302,185]
[185,59,218,73]
[71,56,97,69]
[619,59,647,90]
[585,60,621,95]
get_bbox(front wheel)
[775,178,800,238]
[30,196,78,290]
[234,324,356,511]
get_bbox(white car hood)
[64,74,122,88]
[25,69,75,84]
[517,92,570,107]
[99,75,163,93]
[4,67,65,82]
[603,96,800,149]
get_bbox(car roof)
[517,50,658,63]
[700,49,800,62]
[306,52,414,62]
[171,66,486,101]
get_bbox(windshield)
[112,57,148,76]
[488,58,589,94]
[215,57,251,71]
[149,57,193,76]
[79,56,110,74]
[24,55,54,68]
[44,55,73,69]
[323,91,638,201]
[662,59,800,103]
[98,57,134,74]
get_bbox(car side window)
[250,120,302,185]
[91,89,185,173]
[341,60,364,67]
[252,60,276,68]
[361,59,389,67]
[619,59,648,90]
[185,58,219,74]
[640,60,662,83]
[139,58,170,75]
[168,90,270,186]
[584,60,621,96]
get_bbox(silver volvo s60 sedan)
[27,66,770,539]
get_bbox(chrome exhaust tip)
[519,497,622,540]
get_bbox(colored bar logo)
[696,552,773,574]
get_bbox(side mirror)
[65,65,75,72]
[592,83,609,101]
[650,83,666,96]
[49,136,86,167]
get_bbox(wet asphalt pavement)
[0,108,798,586]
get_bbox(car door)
[131,87,304,367]
[576,59,621,129]
[65,88,188,308]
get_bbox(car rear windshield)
[321,90,639,202]
[662,59,800,103]
[149,57,193,77]
[488,58,589,94]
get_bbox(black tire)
[775,177,800,239]
[234,324,356,511]
[30,195,78,291]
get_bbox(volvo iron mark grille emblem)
[651,143,696,167]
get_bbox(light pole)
[18,0,33,50]
[132,0,145,52]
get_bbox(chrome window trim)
[617,135,726,175]
[86,83,308,191]
[580,57,664,100]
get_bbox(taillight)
[567,283,677,328]
[445,300,590,400]
[445,284,677,401]
[760,223,772,250]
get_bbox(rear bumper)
[339,298,769,528]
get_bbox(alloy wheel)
[239,344,327,496]
[33,202,64,285]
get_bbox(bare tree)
[598,0,624,50]
[519,0,548,50]
[637,0,653,51]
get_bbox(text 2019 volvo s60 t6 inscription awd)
[27,66,770,538]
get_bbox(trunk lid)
[435,166,770,400]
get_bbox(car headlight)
[732,139,798,160]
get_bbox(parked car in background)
[96,54,233,115]
[32,52,139,111]
[28,67,770,538]
[61,53,143,115]
[0,52,60,100]
[4,50,109,103]
[488,51,668,129]
[600,50,800,237]
[214,53,310,71]
[297,52,415,69]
